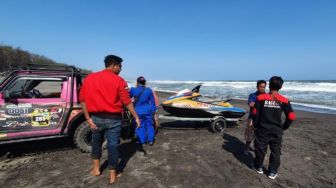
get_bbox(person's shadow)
[99,139,146,174]
[222,133,254,168]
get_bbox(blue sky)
[1,0,335,80]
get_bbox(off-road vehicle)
[0,64,133,152]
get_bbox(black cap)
[137,76,146,85]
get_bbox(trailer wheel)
[211,118,226,133]
[74,121,106,153]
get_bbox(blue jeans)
[135,114,155,144]
[91,116,121,170]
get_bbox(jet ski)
[161,85,246,118]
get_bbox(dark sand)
[0,91,335,187]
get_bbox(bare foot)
[91,159,100,176]
[91,169,101,176]
[109,170,117,184]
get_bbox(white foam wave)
[291,102,336,111]
[282,82,336,93]
[153,89,177,93]
[291,102,336,114]
[145,80,336,113]
[149,80,336,93]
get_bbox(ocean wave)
[153,89,336,114]
[291,103,336,114]
[153,89,177,93]
[291,102,336,111]
[144,80,336,114]
[148,80,336,93]
[282,82,336,93]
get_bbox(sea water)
[2,74,334,114]
[128,80,336,115]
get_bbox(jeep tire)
[74,121,107,153]
[73,122,93,153]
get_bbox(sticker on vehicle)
[0,133,7,139]
[6,103,32,108]
[31,109,51,127]
[6,108,30,115]
[0,113,5,121]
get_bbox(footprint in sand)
[161,142,170,150]
[304,156,311,161]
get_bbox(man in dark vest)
[251,76,296,179]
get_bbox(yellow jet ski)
[162,85,246,118]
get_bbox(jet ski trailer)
[159,84,245,133]
[158,114,240,133]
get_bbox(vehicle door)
[0,75,68,140]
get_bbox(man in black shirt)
[251,76,296,179]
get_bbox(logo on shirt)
[264,100,281,108]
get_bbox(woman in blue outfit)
[130,76,157,146]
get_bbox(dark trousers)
[254,130,282,173]
[91,116,121,170]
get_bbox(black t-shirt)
[252,93,296,135]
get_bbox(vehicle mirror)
[3,90,10,100]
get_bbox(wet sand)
[0,91,335,187]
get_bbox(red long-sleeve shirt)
[79,70,131,113]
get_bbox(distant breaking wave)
[149,80,336,93]
[128,80,336,114]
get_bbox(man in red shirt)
[79,55,140,184]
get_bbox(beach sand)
[0,91,335,187]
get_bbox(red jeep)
[0,64,133,152]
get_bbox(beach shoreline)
[155,89,336,115]
[0,91,335,187]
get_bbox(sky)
[1,0,336,81]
